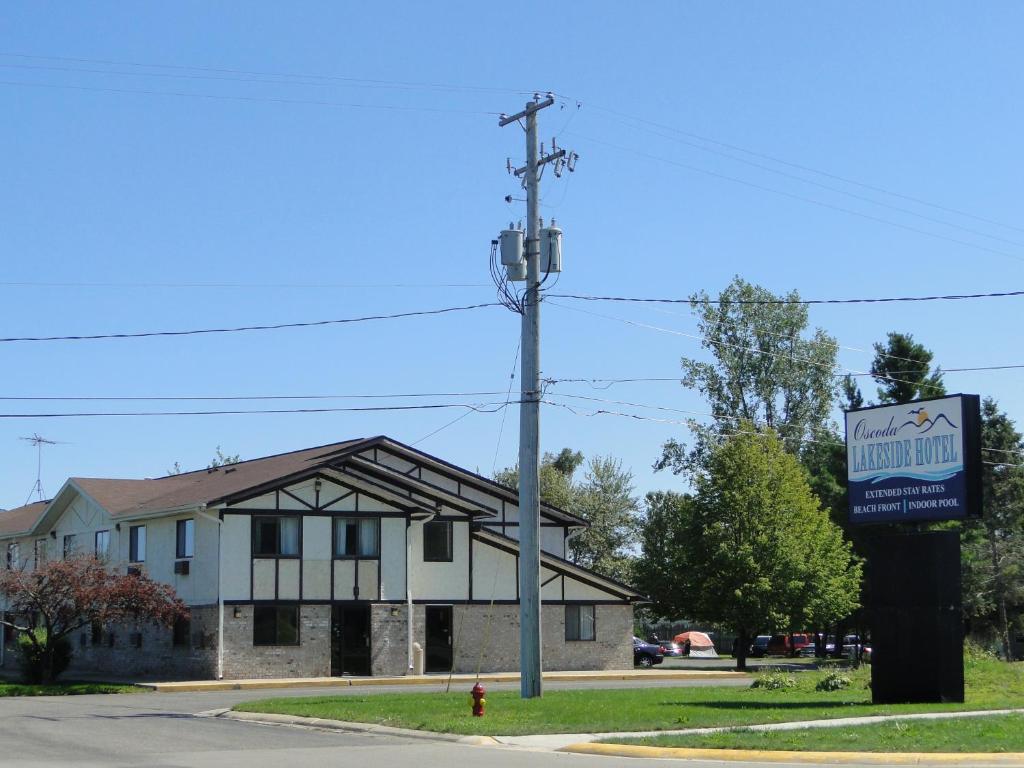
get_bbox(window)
[5,543,18,570]
[33,539,47,568]
[423,520,453,562]
[63,534,78,559]
[129,525,146,563]
[333,517,379,558]
[565,604,596,641]
[94,530,110,557]
[172,617,191,648]
[253,517,300,557]
[253,606,300,646]
[91,621,103,645]
[176,519,195,558]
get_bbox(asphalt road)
[0,677,774,768]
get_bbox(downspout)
[194,505,223,680]
[407,510,436,674]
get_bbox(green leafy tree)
[496,449,639,582]
[657,276,838,473]
[570,457,639,583]
[871,332,945,404]
[640,425,861,670]
[962,398,1024,660]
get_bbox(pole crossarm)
[498,96,555,127]
[511,149,565,178]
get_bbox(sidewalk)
[146,667,745,692]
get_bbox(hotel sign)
[845,394,982,524]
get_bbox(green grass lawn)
[233,656,1024,736]
[611,713,1024,753]
[0,681,144,696]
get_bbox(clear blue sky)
[3,1,1022,508]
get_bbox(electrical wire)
[0,390,507,402]
[491,342,521,474]
[579,101,1024,235]
[0,302,499,343]
[548,289,1024,306]
[568,132,1024,264]
[0,401,518,419]
[0,80,503,116]
[0,280,490,290]
[585,111,1024,249]
[0,52,546,98]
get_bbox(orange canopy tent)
[672,631,718,657]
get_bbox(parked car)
[749,635,771,657]
[633,636,665,667]
[659,641,684,657]
[766,633,813,657]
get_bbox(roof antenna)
[19,433,67,505]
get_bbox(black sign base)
[868,530,964,704]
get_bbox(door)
[425,605,453,673]
[331,605,371,676]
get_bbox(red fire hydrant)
[471,682,486,717]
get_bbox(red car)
[765,633,813,657]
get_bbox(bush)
[815,670,851,692]
[750,670,797,690]
[17,629,72,684]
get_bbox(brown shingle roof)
[72,438,369,517]
[0,501,49,536]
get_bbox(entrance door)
[331,605,371,676]
[425,605,453,673]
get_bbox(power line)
[0,302,499,343]
[0,52,544,97]
[546,300,951,396]
[0,401,517,419]
[0,391,509,403]
[548,289,1024,306]
[569,132,1024,264]
[585,110,1024,248]
[0,280,490,290]
[0,80,502,116]
[580,102,1024,235]
[491,342,521,474]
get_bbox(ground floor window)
[253,605,300,646]
[565,604,596,641]
[172,617,191,648]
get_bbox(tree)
[640,425,861,670]
[871,332,945,404]
[494,448,580,512]
[208,446,241,469]
[0,555,189,682]
[569,457,640,584]
[841,374,864,411]
[496,449,639,582]
[657,276,838,473]
[962,398,1024,660]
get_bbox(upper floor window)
[176,519,195,559]
[5,542,18,570]
[129,525,146,563]
[63,534,78,559]
[94,530,110,557]
[252,516,300,557]
[333,517,379,558]
[33,539,47,568]
[423,520,453,562]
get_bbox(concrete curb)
[144,669,745,693]
[561,743,1024,765]
[216,709,493,744]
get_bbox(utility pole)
[498,95,567,698]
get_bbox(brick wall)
[64,605,218,680]
[221,604,330,679]
[450,603,633,673]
